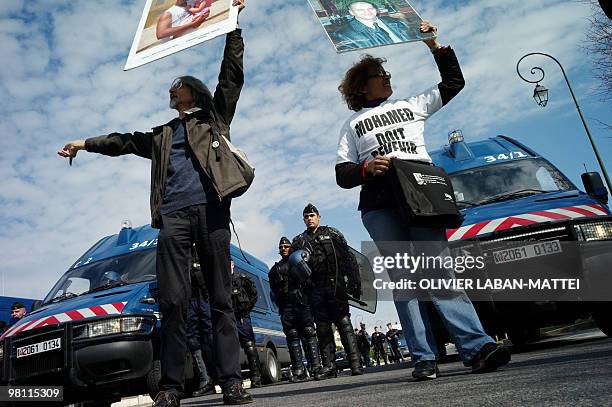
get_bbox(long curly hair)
[176,75,213,111]
[338,54,386,112]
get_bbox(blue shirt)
[161,119,212,214]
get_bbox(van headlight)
[74,316,155,340]
[574,221,612,241]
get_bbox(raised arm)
[420,21,465,105]
[212,0,246,132]
[212,31,244,131]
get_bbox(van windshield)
[450,158,575,208]
[43,249,156,304]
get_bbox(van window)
[263,280,278,313]
[43,249,157,304]
[450,158,574,207]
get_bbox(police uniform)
[269,237,322,381]
[231,269,262,387]
[186,264,215,396]
[370,330,388,366]
[386,326,404,363]
[292,204,364,378]
[356,325,371,367]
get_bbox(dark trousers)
[358,346,371,366]
[156,202,241,392]
[309,285,350,323]
[186,297,213,351]
[280,303,315,333]
[373,345,387,365]
[237,314,256,345]
[390,342,403,362]
[186,297,214,380]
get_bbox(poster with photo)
[308,0,435,53]
[124,0,238,70]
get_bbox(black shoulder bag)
[388,159,464,229]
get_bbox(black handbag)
[388,159,464,228]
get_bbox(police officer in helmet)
[292,203,364,378]
[231,261,263,387]
[269,237,323,381]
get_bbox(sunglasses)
[170,78,183,90]
[366,70,391,80]
[279,245,291,249]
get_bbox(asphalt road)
[180,329,612,407]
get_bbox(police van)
[0,223,289,406]
[430,131,612,345]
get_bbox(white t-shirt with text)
[336,85,443,165]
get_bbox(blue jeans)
[362,208,494,365]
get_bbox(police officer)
[356,323,372,368]
[371,326,388,366]
[292,203,364,378]
[386,323,404,363]
[9,302,27,326]
[186,260,215,397]
[269,237,323,381]
[231,261,262,387]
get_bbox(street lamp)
[532,84,548,107]
[516,52,612,193]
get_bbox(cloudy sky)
[1,0,610,326]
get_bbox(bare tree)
[582,0,612,104]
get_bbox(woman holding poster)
[335,21,511,380]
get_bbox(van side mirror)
[30,300,42,312]
[581,172,608,204]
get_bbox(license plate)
[17,338,62,358]
[492,240,562,265]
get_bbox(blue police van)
[430,131,612,344]
[0,223,288,406]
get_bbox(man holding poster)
[58,1,253,405]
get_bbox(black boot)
[337,316,364,376]
[223,382,253,405]
[244,341,262,388]
[191,349,215,397]
[286,329,308,382]
[302,325,322,377]
[314,322,337,380]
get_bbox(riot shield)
[346,245,377,314]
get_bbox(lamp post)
[516,52,612,193]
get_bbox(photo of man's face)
[349,2,378,22]
[308,0,434,53]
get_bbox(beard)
[169,98,177,109]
